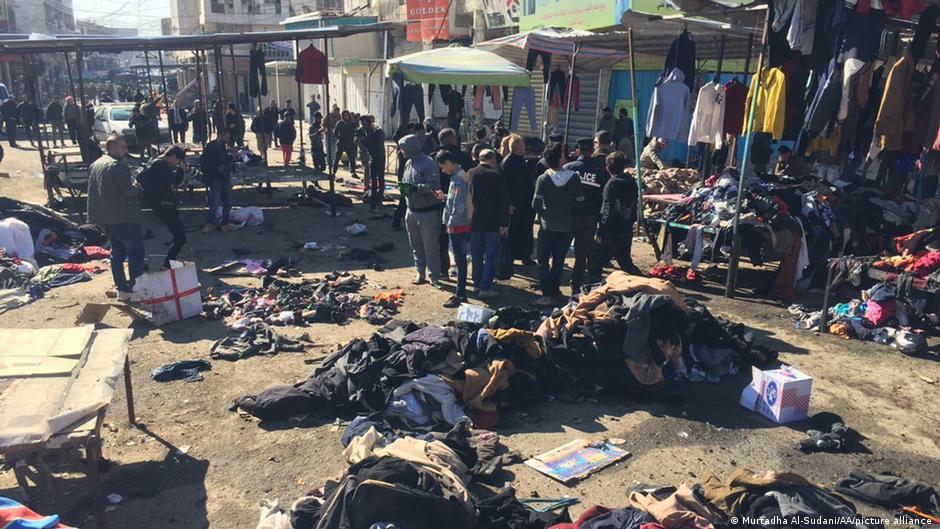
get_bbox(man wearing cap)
[563,132,610,292]
[774,146,808,178]
[596,106,615,137]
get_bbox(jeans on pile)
[471,230,500,291]
[537,229,572,297]
[103,223,145,293]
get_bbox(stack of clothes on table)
[232,273,777,428]
[870,227,940,284]
[628,167,700,195]
[203,271,403,327]
[0,197,108,266]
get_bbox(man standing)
[265,100,281,147]
[363,116,386,210]
[250,106,273,161]
[200,130,236,233]
[1,97,19,148]
[168,100,189,144]
[283,99,297,122]
[191,99,209,146]
[589,151,642,280]
[17,99,38,147]
[467,149,510,299]
[399,133,444,288]
[596,106,614,136]
[613,107,633,147]
[224,103,244,146]
[438,151,472,308]
[137,145,188,269]
[532,142,584,303]
[434,128,472,277]
[306,95,320,124]
[63,96,81,145]
[332,110,357,176]
[563,132,610,292]
[128,107,157,156]
[502,134,536,265]
[324,105,342,167]
[212,99,225,135]
[45,96,66,147]
[86,135,145,301]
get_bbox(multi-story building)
[0,0,76,99]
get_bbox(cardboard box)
[456,303,495,324]
[739,365,813,424]
[134,260,203,325]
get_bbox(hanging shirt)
[875,50,915,152]
[723,79,747,136]
[295,45,327,85]
[646,68,691,142]
[687,81,726,146]
[743,68,787,140]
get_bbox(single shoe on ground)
[117,290,140,303]
[429,279,443,289]
[443,295,467,308]
[412,275,427,285]
[220,223,237,232]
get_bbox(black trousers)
[154,205,187,265]
[171,127,187,143]
[332,144,357,174]
[570,215,598,289]
[589,228,640,281]
[4,119,16,145]
[370,156,385,208]
[66,119,78,144]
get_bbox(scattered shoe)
[220,223,237,233]
[429,279,443,289]
[477,289,498,299]
[412,276,427,285]
[117,290,140,303]
[201,224,215,234]
[442,295,467,308]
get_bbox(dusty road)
[1,141,938,528]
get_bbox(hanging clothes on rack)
[548,68,567,107]
[804,58,844,140]
[510,86,537,131]
[525,50,552,84]
[646,68,691,142]
[787,0,819,55]
[659,30,696,91]
[295,44,327,84]
[473,86,502,112]
[248,46,268,98]
[566,74,580,111]
[723,78,747,137]
[743,67,787,140]
[688,81,726,147]
[874,49,915,152]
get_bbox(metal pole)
[628,28,661,261]
[64,52,76,100]
[725,6,770,298]
[274,60,281,104]
[562,43,579,147]
[324,37,335,218]
[715,35,726,80]
[76,49,89,161]
[382,30,389,132]
[252,45,266,164]
[214,47,226,102]
[144,49,154,97]
[230,44,240,111]
[158,49,168,102]
[295,39,305,168]
[24,55,46,169]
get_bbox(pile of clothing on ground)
[203,271,404,327]
[629,167,700,195]
[0,197,108,266]
[232,273,777,429]
[869,227,940,282]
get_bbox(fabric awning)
[475,28,629,72]
[386,46,531,87]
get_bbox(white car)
[92,103,170,146]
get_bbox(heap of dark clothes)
[204,271,401,327]
[836,469,940,523]
[210,322,305,361]
[0,197,108,266]
[231,273,777,428]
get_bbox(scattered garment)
[151,359,212,382]
[210,323,305,361]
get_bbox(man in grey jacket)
[399,134,444,287]
[87,134,145,301]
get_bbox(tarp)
[475,28,628,72]
[386,46,531,87]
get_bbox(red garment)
[61,263,87,274]
[723,80,747,136]
[912,251,940,277]
[567,75,581,111]
[281,144,293,165]
[549,506,613,529]
[295,45,327,85]
[865,300,896,326]
[640,525,668,529]
[82,245,110,259]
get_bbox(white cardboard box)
[739,365,813,424]
[134,260,203,326]
[456,303,495,324]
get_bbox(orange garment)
[444,359,529,412]
[487,328,543,358]
[829,322,851,338]
[373,290,405,305]
[629,483,715,529]
[701,470,815,516]
[876,50,915,152]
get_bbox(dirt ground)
[1,140,939,529]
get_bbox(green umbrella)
[387,45,530,87]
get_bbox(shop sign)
[406,0,451,42]
[519,0,628,31]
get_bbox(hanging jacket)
[875,50,915,152]
[743,67,787,140]
[659,31,696,91]
[248,48,268,97]
[646,68,691,142]
[804,58,843,139]
[295,45,327,85]
[688,81,726,146]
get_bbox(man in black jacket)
[589,151,642,280]
[200,130,235,233]
[45,96,66,147]
[16,99,38,147]
[191,99,209,146]
[168,101,189,143]
[137,145,188,268]
[358,116,386,210]
[467,149,510,299]
[1,97,19,147]
[332,110,357,176]
[563,132,610,291]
